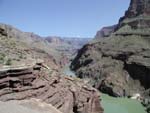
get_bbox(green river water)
[101,93,146,113]
[63,65,147,113]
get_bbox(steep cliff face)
[71,0,150,103]
[124,0,150,18]
[0,63,103,113]
[117,0,150,33]
[71,36,150,97]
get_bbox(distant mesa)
[94,25,117,39]
[45,36,63,44]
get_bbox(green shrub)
[19,53,23,59]
[0,57,4,64]
[0,53,5,64]
[5,58,12,65]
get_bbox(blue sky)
[0,0,130,37]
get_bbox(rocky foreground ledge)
[0,63,103,113]
[0,99,63,113]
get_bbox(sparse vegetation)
[0,53,5,64]
[122,15,150,24]
[5,58,12,65]
[0,56,4,64]
[19,53,23,59]
[115,25,150,36]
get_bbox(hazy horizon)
[0,0,130,38]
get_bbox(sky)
[0,0,130,38]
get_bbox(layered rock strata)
[0,63,103,113]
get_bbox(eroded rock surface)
[0,64,103,113]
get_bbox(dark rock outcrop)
[124,0,150,18]
[71,37,150,97]
[0,27,7,36]
[0,64,103,113]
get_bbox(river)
[61,64,76,76]
[62,65,147,113]
[101,93,146,113]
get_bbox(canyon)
[0,0,150,113]
[0,23,103,113]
